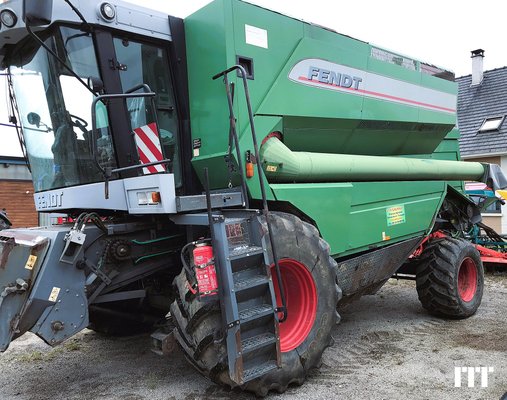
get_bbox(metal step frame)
[172,211,281,384]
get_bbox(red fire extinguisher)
[193,242,218,297]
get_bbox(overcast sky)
[2,0,506,157]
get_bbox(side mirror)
[27,112,41,127]
[23,0,53,27]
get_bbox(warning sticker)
[49,287,61,302]
[386,205,406,226]
[245,24,268,49]
[24,255,37,270]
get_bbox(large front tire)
[170,212,341,396]
[416,237,484,318]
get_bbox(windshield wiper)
[25,0,94,96]
[26,26,94,96]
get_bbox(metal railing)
[212,65,288,322]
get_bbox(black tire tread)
[170,212,341,396]
[415,237,483,319]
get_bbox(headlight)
[99,3,115,21]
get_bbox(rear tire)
[416,237,483,318]
[170,212,341,396]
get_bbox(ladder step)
[243,360,278,382]
[225,217,248,225]
[229,245,264,260]
[239,304,273,323]
[234,274,269,292]
[241,333,277,354]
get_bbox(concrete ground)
[0,272,506,400]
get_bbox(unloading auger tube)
[260,135,499,185]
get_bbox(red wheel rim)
[458,257,478,302]
[271,259,317,352]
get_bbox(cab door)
[113,37,182,187]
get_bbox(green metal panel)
[185,0,230,159]
[239,115,282,200]
[185,0,461,190]
[231,1,304,117]
[257,37,367,120]
[367,58,420,86]
[184,0,474,261]
[271,183,352,254]
[346,181,445,252]
[418,107,455,125]
[271,181,447,256]
[361,97,420,123]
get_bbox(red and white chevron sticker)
[133,122,166,174]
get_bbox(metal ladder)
[212,211,281,384]
[206,65,287,383]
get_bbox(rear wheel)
[170,212,341,396]
[416,237,483,318]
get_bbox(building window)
[478,116,504,133]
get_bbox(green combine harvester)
[0,0,503,395]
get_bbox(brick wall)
[0,180,38,228]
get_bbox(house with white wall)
[457,49,507,233]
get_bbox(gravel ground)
[0,273,506,400]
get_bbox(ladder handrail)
[213,65,288,322]
[223,79,250,209]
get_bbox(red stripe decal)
[137,147,158,174]
[134,127,164,161]
[147,122,158,134]
[298,76,456,113]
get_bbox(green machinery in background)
[0,0,501,396]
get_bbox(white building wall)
[500,155,507,234]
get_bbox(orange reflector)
[151,191,161,204]
[246,162,254,178]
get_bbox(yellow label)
[386,205,406,226]
[24,255,37,270]
[49,287,61,302]
[266,165,278,172]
